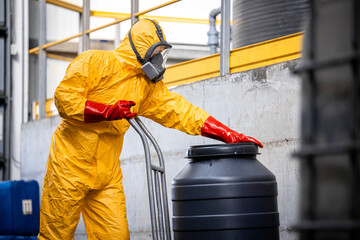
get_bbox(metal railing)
[29,0,233,119]
[46,0,224,24]
[29,0,181,54]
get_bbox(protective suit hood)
[114,19,168,74]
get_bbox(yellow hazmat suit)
[38,19,210,239]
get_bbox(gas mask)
[128,19,172,83]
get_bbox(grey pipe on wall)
[207,7,221,55]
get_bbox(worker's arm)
[139,81,263,147]
[138,81,209,135]
[54,53,90,122]
[55,52,137,122]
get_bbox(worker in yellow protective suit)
[38,19,262,240]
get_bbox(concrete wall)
[21,60,301,240]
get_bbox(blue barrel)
[0,180,40,236]
[0,236,37,240]
[172,143,279,240]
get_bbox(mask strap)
[128,30,145,64]
[146,18,165,42]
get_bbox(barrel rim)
[186,142,259,158]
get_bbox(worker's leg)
[82,166,129,240]
[38,155,86,240]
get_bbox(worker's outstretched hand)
[201,116,263,148]
[223,130,263,147]
[84,100,137,122]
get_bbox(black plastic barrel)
[171,143,279,240]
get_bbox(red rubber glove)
[201,116,263,148]
[84,100,137,123]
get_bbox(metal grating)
[0,0,11,180]
[295,0,360,239]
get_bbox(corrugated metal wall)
[232,0,309,48]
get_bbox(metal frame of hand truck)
[128,117,172,240]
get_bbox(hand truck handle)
[128,117,172,240]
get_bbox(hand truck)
[128,117,172,240]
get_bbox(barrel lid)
[186,142,259,158]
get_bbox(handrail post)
[79,0,90,52]
[131,0,139,24]
[38,0,46,119]
[220,0,230,76]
